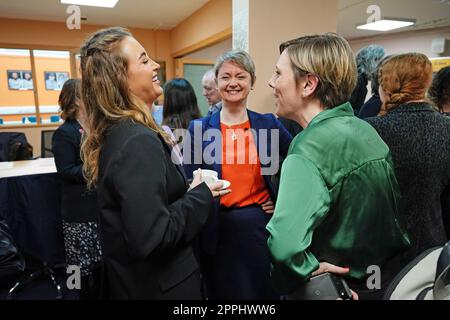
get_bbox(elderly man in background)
[202,69,222,116]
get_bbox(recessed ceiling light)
[357,19,415,32]
[60,0,119,8]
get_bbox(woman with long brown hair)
[79,27,228,299]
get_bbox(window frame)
[0,43,78,129]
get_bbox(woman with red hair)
[366,53,450,263]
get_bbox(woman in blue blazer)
[183,51,292,300]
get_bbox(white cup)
[194,169,218,185]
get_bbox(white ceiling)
[0,0,210,30]
[338,0,450,39]
[0,0,448,38]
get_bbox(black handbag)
[0,220,26,285]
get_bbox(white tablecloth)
[0,157,57,178]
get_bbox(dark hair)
[58,78,81,121]
[428,66,450,112]
[163,78,201,130]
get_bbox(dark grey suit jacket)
[366,102,450,260]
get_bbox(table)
[0,158,57,178]
[0,158,65,265]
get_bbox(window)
[0,48,72,126]
[33,50,71,124]
[0,48,36,126]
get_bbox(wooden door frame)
[175,59,215,78]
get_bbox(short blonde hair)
[279,33,357,108]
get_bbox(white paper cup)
[194,169,218,185]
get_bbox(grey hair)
[214,50,256,85]
[356,45,385,77]
[203,68,215,80]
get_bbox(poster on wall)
[44,71,69,90]
[7,70,33,90]
[430,57,450,73]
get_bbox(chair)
[22,116,37,124]
[41,130,55,158]
[0,118,4,125]
[0,132,33,162]
[50,115,60,123]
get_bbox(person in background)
[358,55,392,119]
[46,73,57,90]
[162,78,201,164]
[163,78,202,131]
[267,34,410,300]
[202,69,222,116]
[184,50,292,300]
[52,78,102,299]
[349,45,385,114]
[428,66,450,116]
[79,27,227,299]
[56,73,68,90]
[366,53,450,263]
[8,72,21,90]
[21,72,33,90]
[428,66,450,238]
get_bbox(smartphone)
[286,272,353,300]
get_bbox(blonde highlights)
[80,27,168,188]
[280,33,357,109]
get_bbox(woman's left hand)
[261,199,275,214]
[312,262,359,300]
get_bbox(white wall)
[184,37,232,61]
[348,26,450,57]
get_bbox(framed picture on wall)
[44,71,69,90]
[7,70,33,90]
[156,61,166,86]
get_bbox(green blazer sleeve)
[266,154,331,294]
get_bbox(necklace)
[231,129,237,141]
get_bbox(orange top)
[220,120,271,208]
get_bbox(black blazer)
[52,119,97,222]
[97,119,213,299]
[366,102,450,259]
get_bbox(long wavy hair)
[80,26,168,188]
[378,53,433,115]
[162,78,201,130]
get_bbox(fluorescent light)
[60,0,119,8]
[357,19,415,32]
